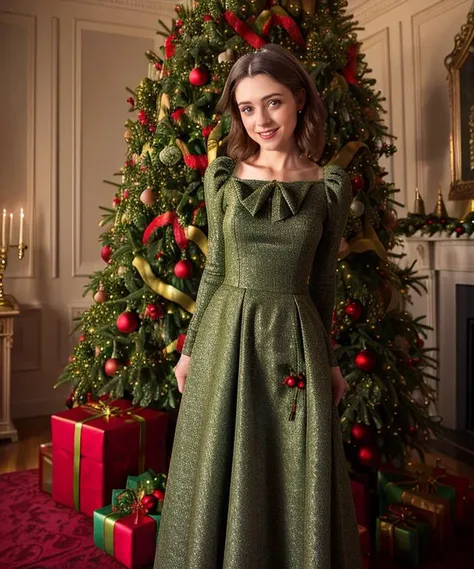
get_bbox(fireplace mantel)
[404,234,474,429]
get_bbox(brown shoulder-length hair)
[215,43,327,162]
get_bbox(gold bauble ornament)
[124,129,133,142]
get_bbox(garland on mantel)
[396,211,474,238]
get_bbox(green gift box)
[376,504,430,567]
[377,468,454,544]
[126,468,166,494]
[93,470,167,569]
[94,504,161,569]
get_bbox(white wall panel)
[73,21,155,276]
[0,13,35,278]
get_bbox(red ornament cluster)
[281,370,306,421]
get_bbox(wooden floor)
[1,415,474,483]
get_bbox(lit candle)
[19,208,24,245]
[9,213,13,246]
[2,209,6,247]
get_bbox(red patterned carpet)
[0,470,122,569]
[0,469,471,568]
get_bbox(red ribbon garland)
[142,211,188,248]
[223,11,266,49]
[184,154,208,175]
[261,13,305,47]
[164,34,176,59]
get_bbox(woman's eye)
[241,100,281,114]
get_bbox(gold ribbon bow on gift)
[404,462,447,494]
[73,402,147,511]
[379,504,421,558]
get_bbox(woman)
[154,43,362,569]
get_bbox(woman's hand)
[174,354,191,394]
[330,365,349,407]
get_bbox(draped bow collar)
[231,177,316,223]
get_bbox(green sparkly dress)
[153,156,362,569]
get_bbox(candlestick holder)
[0,242,28,310]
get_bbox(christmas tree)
[57,0,442,466]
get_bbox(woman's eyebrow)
[237,92,283,106]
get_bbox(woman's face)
[234,73,305,150]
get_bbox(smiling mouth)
[258,128,279,138]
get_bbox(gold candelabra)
[0,242,28,310]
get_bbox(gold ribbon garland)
[329,141,389,262]
[185,225,208,256]
[132,256,196,314]
[207,120,225,164]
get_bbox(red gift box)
[52,399,168,517]
[433,465,472,525]
[94,505,160,569]
[39,442,53,494]
[351,479,370,527]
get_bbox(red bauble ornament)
[407,356,421,367]
[384,209,398,230]
[345,300,363,321]
[351,175,365,194]
[138,109,148,125]
[152,489,165,502]
[286,377,297,388]
[66,395,74,409]
[358,445,378,465]
[123,189,129,199]
[101,245,113,264]
[104,358,122,377]
[116,311,140,334]
[141,494,158,513]
[189,66,209,86]
[351,423,372,443]
[416,337,425,349]
[78,334,86,342]
[297,380,306,389]
[174,259,193,279]
[145,303,163,320]
[113,196,121,207]
[355,349,376,372]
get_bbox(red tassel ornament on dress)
[281,370,306,421]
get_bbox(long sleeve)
[308,165,352,367]
[181,156,233,356]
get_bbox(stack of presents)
[39,398,474,568]
[40,398,169,569]
[351,461,474,568]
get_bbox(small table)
[0,295,19,442]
